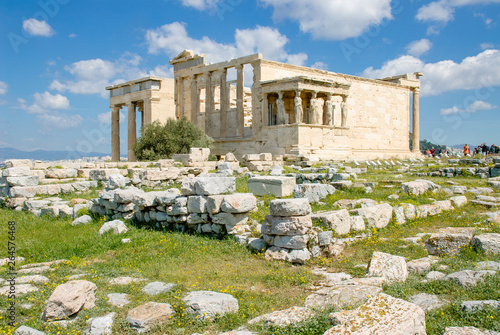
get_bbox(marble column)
[236,64,244,137]
[127,102,137,162]
[262,94,270,126]
[111,106,121,162]
[205,72,213,137]
[251,62,262,135]
[412,88,420,152]
[190,75,199,126]
[341,96,348,128]
[219,68,228,138]
[294,90,303,124]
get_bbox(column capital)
[413,87,420,93]
[235,63,243,70]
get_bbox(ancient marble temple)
[107,50,422,161]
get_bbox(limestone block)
[187,195,207,213]
[99,220,128,235]
[89,169,121,181]
[2,166,32,177]
[45,169,78,179]
[143,168,181,181]
[211,212,249,229]
[305,284,382,309]
[42,280,97,321]
[247,176,296,197]
[325,293,426,335]
[407,256,439,274]
[183,291,238,321]
[312,209,351,235]
[152,189,180,205]
[262,215,312,236]
[141,282,176,296]
[367,251,408,282]
[114,187,144,203]
[401,180,440,196]
[195,177,236,195]
[394,206,406,225]
[471,233,500,254]
[127,302,175,333]
[293,183,335,203]
[446,270,496,288]
[6,176,39,187]
[269,198,311,217]
[242,154,261,161]
[265,246,289,261]
[443,326,498,335]
[14,326,46,335]
[273,235,309,250]
[424,227,474,255]
[408,293,444,312]
[286,248,311,264]
[450,196,468,207]
[355,203,393,229]
[221,193,257,213]
[4,159,33,168]
[206,195,225,214]
[350,216,366,231]
[248,306,313,326]
[248,238,267,253]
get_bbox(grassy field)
[0,163,500,334]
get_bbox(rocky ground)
[1,154,500,334]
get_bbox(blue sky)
[1,0,499,156]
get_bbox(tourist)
[425,149,431,156]
[430,147,436,156]
[463,144,470,155]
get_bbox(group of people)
[463,143,499,156]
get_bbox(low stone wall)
[415,165,500,179]
[89,176,258,235]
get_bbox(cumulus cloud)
[180,0,221,10]
[311,62,328,70]
[406,39,433,57]
[97,110,125,124]
[49,53,158,98]
[261,0,393,40]
[18,92,82,130]
[146,22,307,65]
[416,0,500,33]
[363,49,500,96]
[481,42,495,49]
[440,100,497,115]
[22,18,55,37]
[0,81,7,95]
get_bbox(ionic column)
[205,72,214,136]
[111,106,121,162]
[294,90,303,124]
[251,62,262,134]
[236,64,244,137]
[341,95,348,127]
[190,75,199,125]
[412,88,420,152]
[219,68,228,138]
[127,102,137,162]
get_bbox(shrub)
[133,118,213,161]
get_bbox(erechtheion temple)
[106,50,422,162]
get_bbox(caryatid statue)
[294,91,303,124]
[341,96,348,127]
[324,93,334,126]
[310,91,321,124]
[277,92,286,125]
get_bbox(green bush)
[133,118,213,161]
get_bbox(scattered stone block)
[14,326,46,335]
[269,198,311,216]
[446,270,496,288]
[355,203,393,229]
[461,300,500,313]
[99,220,128,235]
[42,280,97,321]
[71,215,92,226]
[425,227,475,255]
[247,176,296,197]
[141,282,175,296]
[312,209,351,235]
[248,306,314,326]
[183,291,238,321]
[221,193,257,213]
[87,312,115,335]
[262,215,312,236]
[367,251,408,282]
[408,293,444,311]
[305,284,382,309]
[285,248,311,264]
[325,293,426,335]
[293,183,335,203]
[472,233,500,254]
[127,302,175,333]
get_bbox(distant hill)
[0,147,109,162]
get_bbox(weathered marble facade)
[108,50,422,161]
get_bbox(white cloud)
[180,0,220,10]
[406,39,433,57]
[69,33,77,38]
[37,112,83,130]
[311,62,328,70]
[481,42,495,49]
[22,18,55,37]
[49,53,152,98]
[440,100,497,115]
[416,0,500,33]
[146,22,307,65]
[261,0,393,40]
[363,49,500,96]
[97,110,125,124]
[0,81,7,95]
